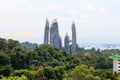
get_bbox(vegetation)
[1,75,28,80]
[0,37,120,80]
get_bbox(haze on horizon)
[0,0,120,44]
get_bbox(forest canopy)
[0,37,119,80]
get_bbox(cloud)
[87,4,96,10]
[100,6,107,14]
[81,3,96,10]
[68,9,77,17]
[79,3,107,19]
[81,14,88,18]
[80,16,120,27]
[44,3,63,11]
[111,0,120,4]
[0,0,43,14]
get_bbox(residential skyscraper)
[71,21,77,53]
[64,33,70,52]
[50,19,62,49]
[43,18,77,52]
[44,18,49,44]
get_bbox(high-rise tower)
[50,19,62,49]
[71,21,77,53]
[44,18,49,44]
[43,18,77,52]
[64,33,70,51]
[58,36,62,49]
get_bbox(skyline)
[0,0,120,44]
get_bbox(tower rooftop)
[52,18,57,24]
[45,18,49,26]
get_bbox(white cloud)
[100,6,107,14]
[68,9,76,17]
[80,3,107,19]
[87,4,96,10]
[0,0,43,14]
[81,14,88,18]
[80,16,120,27]
[81,3,96,10]
[111,0,120,4]
[45,3,63,11]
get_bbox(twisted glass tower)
[71,21,77,53]
[44,18,49,44]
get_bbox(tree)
[0,51,12,76]
[1,75,28,80]
[71,65,87,80]
[7,39,20,50]
[0,64,13,77]
[53,66,64,80]
[44,67,57,80]
[32,67,45,80]
[85,75,96,80]
[10,47,28,69]
[0,51,10,66]
[11,70,34,80]
[0,38,7,50]
[70,65,97,80]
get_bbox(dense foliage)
[0,37,120,80]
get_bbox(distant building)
[110,55,120,73]
[50,19,62,49]
[58,36,62,49]
[71,21,77,53]
[64,33,70,52]
[43,18,77,53]
[44,18,49,44]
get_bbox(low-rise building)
[110,55,120,73]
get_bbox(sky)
[0,0,120,44]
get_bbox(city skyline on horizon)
[0,0,120,44]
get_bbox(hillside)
[0,37,120,80]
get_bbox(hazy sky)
[0,0,120,44]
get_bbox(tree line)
[0,37,120,80]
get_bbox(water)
[79,44,120,50]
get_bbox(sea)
[79,44,120,50]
